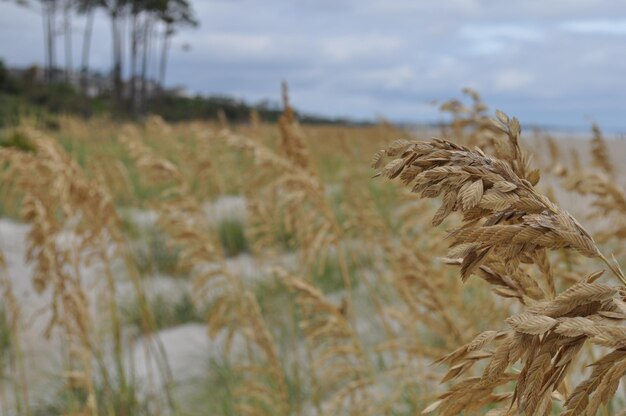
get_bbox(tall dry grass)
[0,89,625,415]
[374,106,626,415]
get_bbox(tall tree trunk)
[158,23,172,92]
[63,0,72,83]
[50,1,58,82]
[41,2,50,83]
[80,6,95,94]
[48,8,54,81]
[130,11,139,113]
[140,17,152,113]
[111,11,123,106]
[44,1,58,83]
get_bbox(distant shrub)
[217,218,250,257]
[0,130,35,152]
[122,292,202,332]
[0,304,10,372]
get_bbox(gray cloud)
[1,0,626,130]
[560,19,626,35]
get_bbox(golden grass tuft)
[374,110,626,415]
[2,90,626,415]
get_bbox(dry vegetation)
[1,88,626,415]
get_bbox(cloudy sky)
[2,0,626,130]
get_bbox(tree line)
[10,0,197,113]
